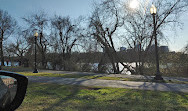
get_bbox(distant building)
[160,46,169,52]
[120,47,126,51]
[149,45,169,52]
[149,44,156,52]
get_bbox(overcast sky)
[0,0,187,51]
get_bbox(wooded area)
[0,0,187,77]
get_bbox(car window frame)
[0,70,28,111]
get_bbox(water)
[46,62,136,75]
[1,61,137,74]
[0,62,19,66]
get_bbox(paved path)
[28,76,188,93]
[39,70,188,82]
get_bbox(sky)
[0,0,187,52]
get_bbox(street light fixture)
[150,4,157,15]
[33,32,38,73]
[150,4,163,80]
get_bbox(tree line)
[0,0,187,76]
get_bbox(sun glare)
[129,0,139,9]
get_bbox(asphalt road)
[28,76,188,93]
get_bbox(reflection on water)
[0,62,19,67]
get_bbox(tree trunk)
[138,51,142,75]
[105,48,118,74]
[113,48,135,74]
[116,62,120,74]
[39,32,47,69]
[63,53,72,71]
[98,53,106,73]
[0,40,4,66]
[41,51,46,69]
[136,62,139,74]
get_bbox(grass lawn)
[2,66,33,72]
[18,72,188,84]
[17,83,188,111]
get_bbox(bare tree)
[6,31,29,66]
[122,0,188,74]
[0,9,17,67]
[88,0,135,74]
[23,12,48,68]
[50,15,83,70]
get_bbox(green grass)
[18,72,188,84]
[17,83,188,111]
[2,66,33,72]
[2,66,187,84]
[17,72,90,78]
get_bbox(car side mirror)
[0,71,28,111]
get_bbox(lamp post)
[33,32,38,73]
[150,4,163,80]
